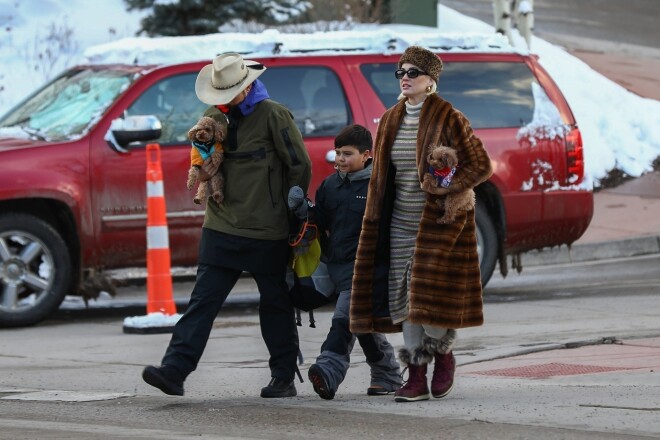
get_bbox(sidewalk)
[455,336,660,436]
[487,144,660,436]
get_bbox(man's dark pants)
[161,238,299,383]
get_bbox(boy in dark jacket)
[306,124,401,400]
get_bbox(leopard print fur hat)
[398,46,443,82]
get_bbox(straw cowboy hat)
[195,53,266,105]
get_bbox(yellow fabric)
[190,141,223,167]
[291,238,321,278]
[190,147,203,167]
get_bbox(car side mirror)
[105,115,162,153]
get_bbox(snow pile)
[123,312,182,329]
[83,26,517,65]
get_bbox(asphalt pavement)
[4,256,659,439]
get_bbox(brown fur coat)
[349,94,493,333]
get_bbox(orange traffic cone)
[145,143,177,315]
[123,143,180,334]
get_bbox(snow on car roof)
[83,24,523,66]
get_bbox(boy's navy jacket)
[313,159,372,292]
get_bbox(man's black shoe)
[260,377,297,398]
[308,364,335,400]
[142,365,184,396]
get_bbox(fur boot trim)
[398,347,433,366]
[422,329,457,355]
[398,348,412,365]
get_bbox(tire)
[475,203,497,287]
[0,213,72,327]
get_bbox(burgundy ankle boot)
[394,363,430,402]
[431,351,455,398]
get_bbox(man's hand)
[198,157,220,182]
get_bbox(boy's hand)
[287,186,309,219]
[199,157,220,182]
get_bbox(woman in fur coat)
[349,46,493,402]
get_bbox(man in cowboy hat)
[143,53,312,398]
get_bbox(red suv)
[0,50,592,327]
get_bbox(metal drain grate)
[471,362,634,378]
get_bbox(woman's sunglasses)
[394,68,428,79]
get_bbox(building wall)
[389,0,438,26]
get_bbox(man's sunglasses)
[395,68,428,79]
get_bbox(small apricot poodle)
[187,116,226,205]
[421,145,475,224]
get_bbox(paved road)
[440,1,660,108]
[3,255,658,439]
[439,0,659,50]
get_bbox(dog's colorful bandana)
[429,165,458,188]
[192,140,216,161]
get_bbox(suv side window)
[126,73,207,144]
[260,66,351,137]
[361,62,551,129]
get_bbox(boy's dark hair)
[334,124,372,153]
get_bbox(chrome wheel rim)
[0,231,54,312]
[476,224,484,266]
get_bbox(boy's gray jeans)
[313,289,402,393]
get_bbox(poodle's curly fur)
[187,116,226,205]
[422,145,475,224]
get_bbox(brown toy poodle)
[187,116,227,205]
[422,145,475,224]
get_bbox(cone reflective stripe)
[145,143,177,316]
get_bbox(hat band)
[213,70,249,91]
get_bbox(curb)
[521,235,660,267]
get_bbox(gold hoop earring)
[426,85,432,93]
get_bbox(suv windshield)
[0,68,133,141]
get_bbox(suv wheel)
[475,204,497,287]
[0,213,71,327]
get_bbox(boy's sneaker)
[366,385,396,396]
[308,364,335,400]
[142,365,184,396]
[260,378,297,398]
